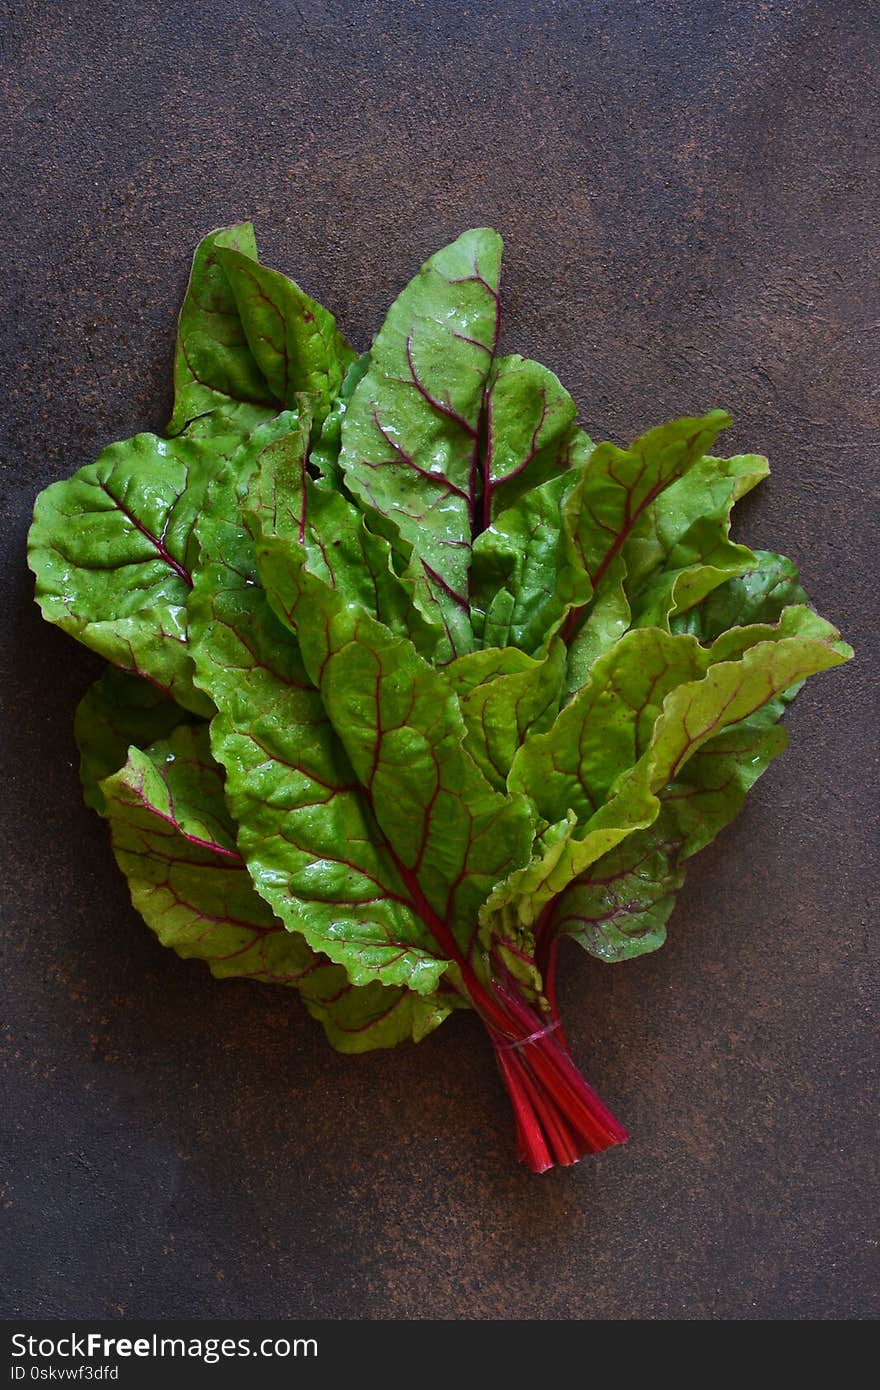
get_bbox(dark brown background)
[1,0,877,1321]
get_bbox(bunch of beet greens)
[28,225,851,1171]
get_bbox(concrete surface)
[1,0,877,1320]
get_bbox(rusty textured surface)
[1,0,877,1320]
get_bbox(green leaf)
[27,432,230,714]
[244,418,440,660]
[478,355,581,525]
[558,423,745,691]
[517,608,848,834]
[627,453,770,630]
[554,449,768,692]
[179,406,274,446]
[244,452,536,962]
[188,438,452,995]
[623,451,768,594]
[167,224,278,436]
[629,521,754,631]
[444,641,566,792]
[104,725,302,981]
[102,725,450,1051]
[75,667,198,814]
[298,605,536,956]
[563,552,630,693]
[309,351,372,485]
[470,465,592,653]
[216,246,356,425]
[487,609,851,929]
[671,550,807,640]
[311,979,458,1054]
[339,228,503,657]
[562,452,768,690]
[558,413,733,683]
[564,413,732,597]
[552,712,788,961]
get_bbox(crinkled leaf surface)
[245,420,440,659]
[244,438,536,965]
[478,354,581,526]
[672,550,807,640]
[287,580,536,955]
[627,453,770,630]
[27,431,229,714]
[216,247,356,426]
[622,452,767,594]
[486,608,850,930]
[75,667,198,814]
[470,465,592,653]
[103,724,449,1051]
[562,552,630,690]
[551,711,787,961]
[564,412,732,602]
[309,352,372,485]
[338,228,502,656]
[444,641,566,791]
[188,419,453,997]
[561,452,767,691]
[516,608,847,836]
[27,222,855,1115]
[167,223,278,437]
[472,425,755,684]
[560,413,732,682]
[180,405,276,446]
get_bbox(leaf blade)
[244,436,537,961]
[75,667,199,814]
[339,228,503,654]
[487,608,851,928]
[188,425,452,994]
[102,725,450,1050]
[167,223,278,436]
[552,713,788,961]
[217,247,356,425]
[28,432,229,714]
[479,354,581,526]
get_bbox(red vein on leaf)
[369,412,470,502]
[561,430,704,645]
[127,772,243,861]
[404,336,478,439]
[98,482,193,588]
[234,263,291,401]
